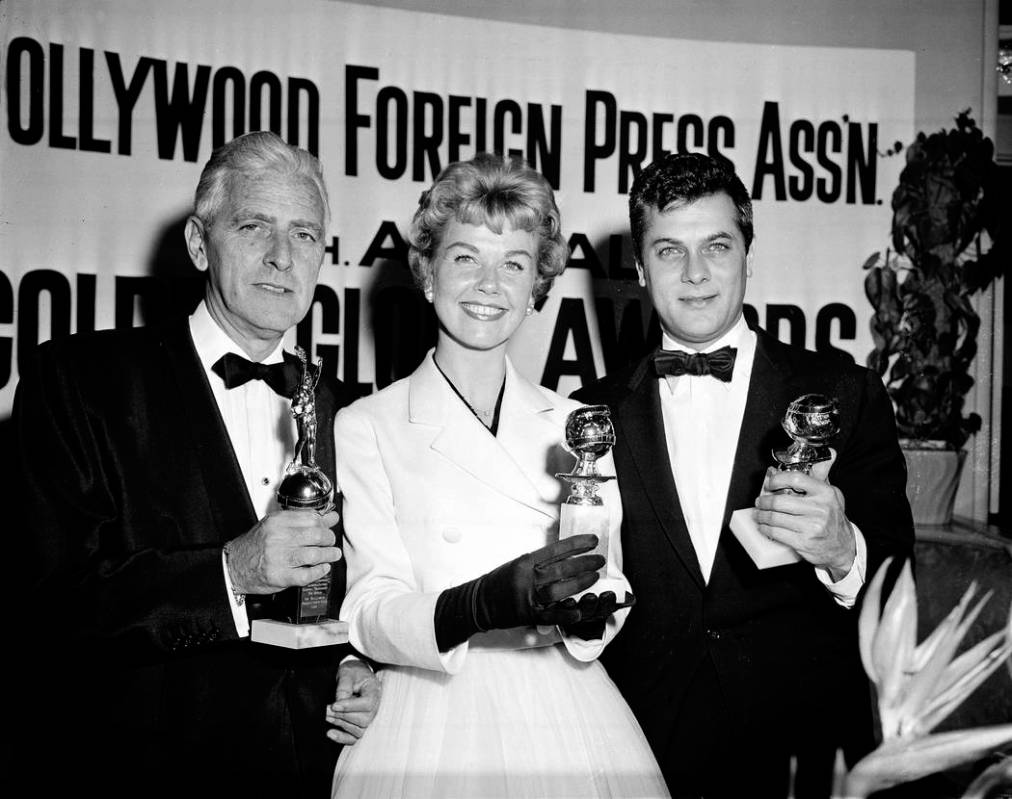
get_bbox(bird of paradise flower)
[842,557,1012,797]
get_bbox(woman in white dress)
[330,153,668,798]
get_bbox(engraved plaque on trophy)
[731,393,841,569]
[555,405,618,588]
[251,347,348,649]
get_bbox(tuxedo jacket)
[572,326,914,777]
[11,319,356,797]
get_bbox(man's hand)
[754,450,855,581]
[225,508,341,596]
[325,659,381,745]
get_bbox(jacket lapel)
[160,321,256,542]
[618,358,706,590]
[410,353,559,520]
[710,329,795,581]
[721,332,792,526]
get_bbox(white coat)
[334,350,629,674]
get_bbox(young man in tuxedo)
[12,132,379,797]
[574,152,914,799]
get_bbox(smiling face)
[636,191,753,349]
[425,220,537,356]
[185,169,326,359]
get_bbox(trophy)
[730,393,840,569]
[772,393,840,478]
[555,405,622,594]
[250,347,348,649]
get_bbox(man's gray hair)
[193,131,330,226]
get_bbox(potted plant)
[863,110,1006,525]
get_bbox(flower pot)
[900,442,967,526]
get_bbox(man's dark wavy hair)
[629,152,753,261]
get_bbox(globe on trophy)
[730,393,840,569]
[772,393,840,478]
[555,405,616,583]
[250,347,348,649]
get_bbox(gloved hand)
[434,534,605,652]
[560,590,636,641]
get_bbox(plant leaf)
[844,725,1012,797]
[859,557,894,685]
[876,561,918,710]
[899,589,993,735]
[909,581,977,673]
[960,754,1012,799]
[917,635,1012,735]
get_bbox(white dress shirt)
[657,315,866,606]
[189,301,296,636]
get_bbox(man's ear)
[745,239,755,279]
[184,215,209,272]
[635,259,647,288]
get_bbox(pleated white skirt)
[332,644,669,798]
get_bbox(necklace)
[432,356,506,433]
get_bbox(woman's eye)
[502,260,525,273]
[453,254,477,264]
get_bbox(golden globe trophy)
[555,405,626,599]
[250,347,348,649]
[772,393,840,479]
[730,393,840,569]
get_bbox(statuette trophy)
[250,347,348,649]
[772,393,840,477]
[730,393,840,569]
[556,405,625,599]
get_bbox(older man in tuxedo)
[574,153,913,799]
[12,132,378,797]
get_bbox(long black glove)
[434,534,605,652]
[560,590,636,641]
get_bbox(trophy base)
[729,508,802,569]
[250,618,349,649]
[559,502,611,581]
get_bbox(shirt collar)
[189,300,285,371]
[661,314,750,355]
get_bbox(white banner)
[0,0,915,414]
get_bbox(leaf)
[960,755,1012,799]
[909,582,977,672]
[859,557,893,685]
[845,725,1012,797]
[899,588,992,735]
[862,251,883,271]
[918,634,1012,734]
[875,562,918,712]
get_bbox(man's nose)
[681,252,710,284]
[264,232,294,272]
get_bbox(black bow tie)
[211,352,300,398]
[652,346,737,382]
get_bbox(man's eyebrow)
[290,218,323,232]
[704,231,735,242]
[228,210,322,232]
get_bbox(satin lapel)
[411,355,558,519]
[161,322,256,542]
[618,361,705,589]
[713,332,794,578]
